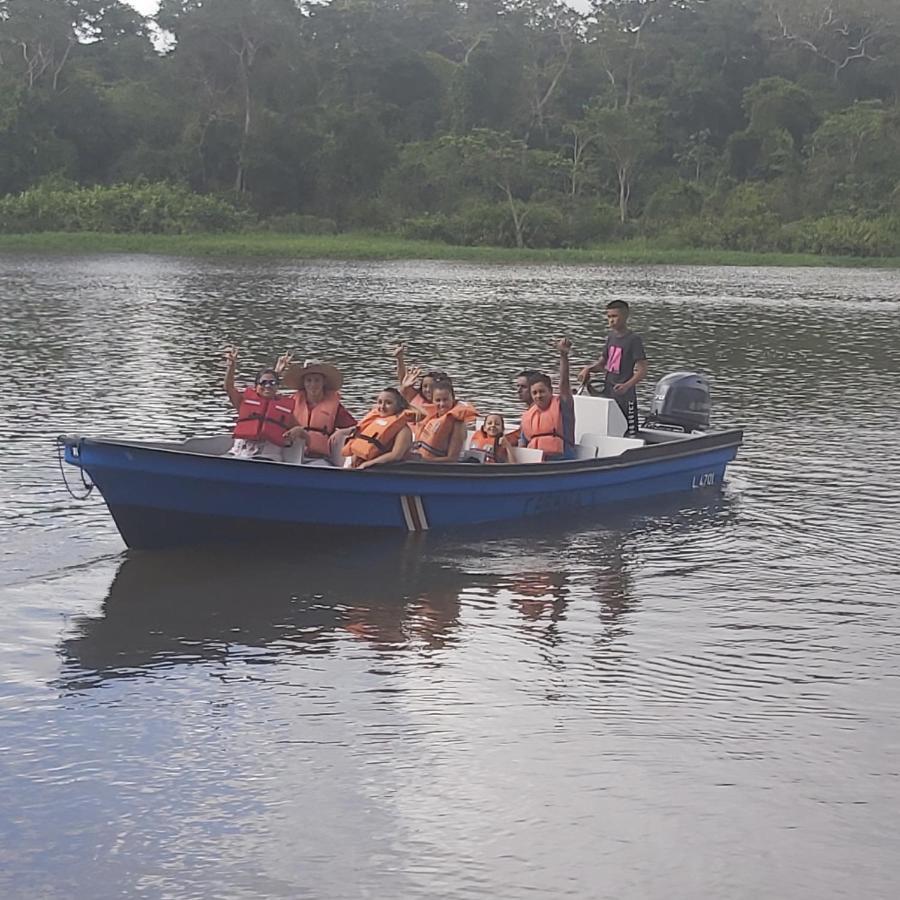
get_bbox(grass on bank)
[1,231,899,268]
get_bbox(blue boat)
[58,388,742,549]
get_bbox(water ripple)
[2,259,900,899]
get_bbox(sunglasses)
[258,379,278,387]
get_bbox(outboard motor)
[645,372,711,433]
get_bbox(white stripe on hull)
[400,495,429,531]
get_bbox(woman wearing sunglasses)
[224,346,298,460]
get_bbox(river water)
[1,255,899,899]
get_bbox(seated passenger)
[343,388,414,470]
[411,378,476,463]
[470,414,514,464]
[223,346,296,461]
[506,368,539,445]
[393,344,445,416]
[283,359,357,462]
[520,339,576,461]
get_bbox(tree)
[574,101,662,222]
[675,129,718,182]
[806,101,900,213]
[0,0,81,90]
[156,0,300,194]
[764,0,900,83]
[515,0,583,138]
[315,105,396,224]
[811,101,889,168]
[585,0,693,109]
[742,77,818,148]
[439,129,563,246]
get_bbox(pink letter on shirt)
[605,346,622,374]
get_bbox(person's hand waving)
[274,351,294,376]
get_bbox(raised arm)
[557,338,573,400]
[392,344,408,386]
[400,364,422,403]
[224,346,243,411]
[274,351,294,378]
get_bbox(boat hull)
[61,431,742,549]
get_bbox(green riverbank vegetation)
[3,231,899,268]
[2,1,900,260]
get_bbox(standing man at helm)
[578,300,648,435]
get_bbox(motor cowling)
[645,372,711,433]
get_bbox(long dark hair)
[482,413,505,453]
[481,412,506,433]
[418,369,448,394]
[430,377,456,402]
[380,386,409,412]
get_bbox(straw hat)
[283,359,343,392]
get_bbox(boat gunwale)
[61,429,744,481]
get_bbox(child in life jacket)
[470,414,514,464]
[343,388,415,470]
[520,338,576,461]
[411,378,476,463]
[224,346,297,461]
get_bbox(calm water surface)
[1,256,899,899]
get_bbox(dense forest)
[2,0,900,254]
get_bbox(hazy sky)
[126,0,158,12]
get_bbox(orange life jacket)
[506,427,522,446]
[400,388,437,421]
[521,396,567,457]
[414,399,438,419]
[233,389,295,446]
[412,404,476,460]
[342,409,412,463]
[470,428,509,464]
[401,386,429,407]
[292,390,341,457]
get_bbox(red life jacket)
[292,390,341,457]
[412,404,476,460]
[343,409,412,463]
[233,388,295,447]
[521,396,567,457]
[470,428,509,464]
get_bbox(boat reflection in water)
[57,534,455,687]
[57,495,737,691]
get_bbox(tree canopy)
[1,0,899,253]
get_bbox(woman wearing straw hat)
[282,358,357,462]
